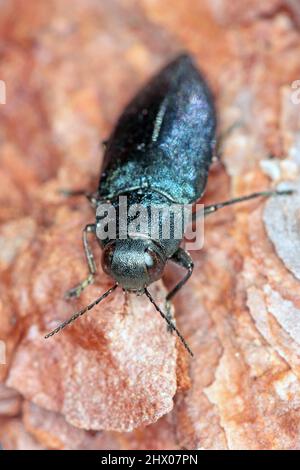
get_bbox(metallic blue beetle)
[45,54,291,356]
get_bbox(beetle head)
[46,236,193,356]
[101,238,166,291]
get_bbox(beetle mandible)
[45,54,292,356]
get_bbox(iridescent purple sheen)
[99,54,216,205]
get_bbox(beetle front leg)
[65,224,97,299]
[165,247,194,332]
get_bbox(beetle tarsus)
[64,273,95,299]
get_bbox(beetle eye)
[145,249,163,281]
[101,242,116,275]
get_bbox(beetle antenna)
[44,283,118,339]
[144,288,194,357]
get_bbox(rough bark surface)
[1,0,300,450]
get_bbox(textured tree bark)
[0,0,300,450]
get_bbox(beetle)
[45,54,292,356]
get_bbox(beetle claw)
[64,287,81,300]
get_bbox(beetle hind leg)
[213,120,242,162]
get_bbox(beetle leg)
[64,224,97,299]
[59,189,99,208]
[85,192,99,208]
[164,248,194,332]
[203,189,293,217]
[213,120,242,161]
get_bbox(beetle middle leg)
[65,223,97,299]
[202,188,293,217]
[60,189,99,208]
[164,247,194,332]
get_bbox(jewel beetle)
[45,54,292,356]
